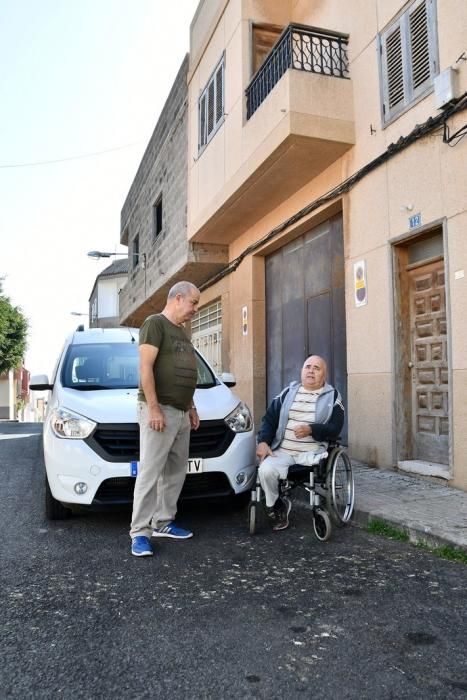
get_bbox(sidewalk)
[351,462,467,552]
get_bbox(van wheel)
[45,477,71,520]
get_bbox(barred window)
[191,300,222,374]
[379,0,438,124]
[198,55,225,152]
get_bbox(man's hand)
[294,423,312,439]
[256,441,274,463]
[148,406,166,432]
[189,407,200,430]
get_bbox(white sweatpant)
[258,449,296,507]
[258,447,328,507]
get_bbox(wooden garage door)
[265,215,348,443]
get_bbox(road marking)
[0,433,38,440]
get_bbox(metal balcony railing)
[246,24,349,120]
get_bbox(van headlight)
[50,408,96,439]
[224,402,252,433]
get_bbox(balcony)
[246,24,350,119]
[189,23,355,245]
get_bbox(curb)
[294,498,467,553]
[352,507,467,554]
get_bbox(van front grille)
[87,425,139,461]
[189,420,235,457]
[86,420,234,463]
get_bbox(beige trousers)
[130,402,190,539]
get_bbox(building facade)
[118,0,467,491]
[0,366,30,420]
[185,0,467,488]
[88,258,129,328]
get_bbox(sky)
[0,0,199,377]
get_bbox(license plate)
[187,458,203,474]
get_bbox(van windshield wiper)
[71,384,113,391]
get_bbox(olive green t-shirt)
[137,314,197,411]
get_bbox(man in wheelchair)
[256,355,344,531]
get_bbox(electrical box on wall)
[434,67,459,109]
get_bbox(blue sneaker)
[152,522,193,539]
[131,536,154,557]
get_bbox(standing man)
[130,281,201,557]
[256,355,344,532]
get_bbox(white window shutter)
[381,19,405,120]
[379,0,438,124]
[409,0,431,95]
[215,63,224,124]
[197,54,225,152]
[207,79,215,135]
[199,92,207,148]
[386,25,405,110]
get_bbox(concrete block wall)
[119,55,191,322]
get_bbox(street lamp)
[87,250,146,268]
[87,250,126,259]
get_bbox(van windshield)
[61,343,218,390]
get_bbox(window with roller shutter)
[379,0,438,124]
[198,54,225,152]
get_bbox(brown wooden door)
[408,260,449,464]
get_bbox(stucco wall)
[185,0,467,488]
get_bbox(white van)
[30,326,256,519]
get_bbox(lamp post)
[87,250,124,259]
[87,250,146,268]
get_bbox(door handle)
[408,361,414,368]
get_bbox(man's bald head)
[301,355,327,391]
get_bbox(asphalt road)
[1,422,467,700]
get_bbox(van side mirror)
[30,374,53,391]
[219,372,236,387]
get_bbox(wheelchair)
[247,441,354,541]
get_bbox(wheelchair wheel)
[248,502,257,535]
[312,508,331,542]
[325,447,355,525]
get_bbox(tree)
[0,279,28,375]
